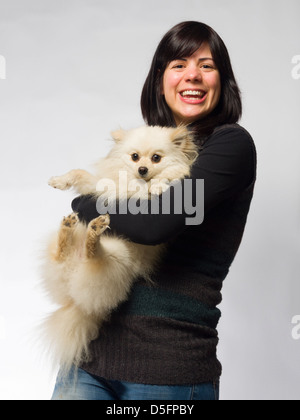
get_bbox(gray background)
[0,0,299,400]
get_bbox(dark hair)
[141,21,242,140]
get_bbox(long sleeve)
[72,124,256,245]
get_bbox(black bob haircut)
[141,21,242,140]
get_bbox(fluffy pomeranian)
[41,125,198,374]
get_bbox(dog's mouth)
[137,172,153,183]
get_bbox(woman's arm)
[72,125,256,245]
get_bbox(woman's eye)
[152,154,161,163]
[131,153,139,162]
[170,60,185,69]
[172,63,186,69]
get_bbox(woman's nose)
[185,65,202,82]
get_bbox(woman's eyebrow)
[173,57,215,62]
[198,57,214,62]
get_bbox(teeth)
[181,90,205,97]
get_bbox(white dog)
[41,125,198,374]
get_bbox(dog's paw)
[88,214,110,236]
[61,213,79,229]
[149,181,170,196]
[48,176,71,190]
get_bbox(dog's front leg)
[48,169,98,195]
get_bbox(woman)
[52,21,256,400]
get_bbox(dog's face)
[109,126,198,182]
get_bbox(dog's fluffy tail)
[43,304,100,376]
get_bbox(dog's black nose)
[138,167,148,176]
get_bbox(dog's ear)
[170,125,198,164]
[111,128,126,142]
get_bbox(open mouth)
[180,90,206,98]
[179,90,208,104]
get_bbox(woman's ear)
[111,128,126,142]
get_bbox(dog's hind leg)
[85,215,110,259]
[54,213,79,262]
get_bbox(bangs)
[157,21,212,68]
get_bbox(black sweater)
[72,123,257,385]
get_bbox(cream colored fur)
[41,125,198,375]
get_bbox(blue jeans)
[51,368,219,400]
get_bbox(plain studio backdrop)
[0,0,299,400]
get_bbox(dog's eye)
[131,153,140,162]
[151,154,161,163]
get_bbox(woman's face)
[162,43,221,125]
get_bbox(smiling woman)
[141,21,242,137]
[53,21,256,401]
[162,45,221,125]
